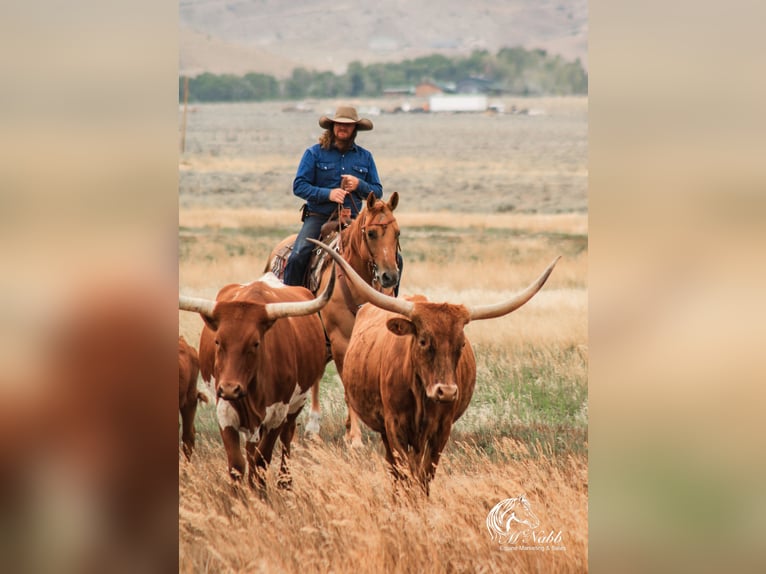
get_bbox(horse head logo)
[486,495,541,545]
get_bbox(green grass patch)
[189,344,587,462]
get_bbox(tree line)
[180,47,587,103]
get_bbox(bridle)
[360,210,398,289]
[333,203,398,313]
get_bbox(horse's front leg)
[305,381,321,436]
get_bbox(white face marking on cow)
[216,400,240,430]
[262,401,289,430]
[288,383,310,415]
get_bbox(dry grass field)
[179,98,587,572]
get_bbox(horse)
[265,191,401,446]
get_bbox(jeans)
[283,214,327,286]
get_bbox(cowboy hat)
[318,105,373,131]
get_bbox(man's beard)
[333,133,355,152]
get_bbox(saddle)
[270,210,351,293]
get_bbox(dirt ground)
[179,96,587,215]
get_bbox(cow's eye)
[252,341,259,349]
[214,339,220,346]
[419,338,428,348]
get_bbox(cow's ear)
[387,317,415,337]
[261,319,276,333]
[201,314,219,332]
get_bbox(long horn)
[179,295,216,317]
[308,239,414,317]
[264,262,337,320]
[465,256,561,321]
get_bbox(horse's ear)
[366,192,377,210]
[388,191,399,212]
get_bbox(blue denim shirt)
[293,142,383,217]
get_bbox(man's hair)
[318,127,357,151]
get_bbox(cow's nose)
[218,383,244,400]
[433,383,458,402]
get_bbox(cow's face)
[202,302,274,400]
[386,304,469,403]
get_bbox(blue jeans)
[283,214,327,287]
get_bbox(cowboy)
[283,105,386,288]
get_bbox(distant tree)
[243,72,279,100]
[347,61,365,97]
[284,67,313,99]
[179,45,587,102]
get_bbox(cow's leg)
[382,419,411,484]
[425,422,452,484]
[247,428,281,489]
[180,401,198,460]
[305,381,321,436]
[411,448,431,497]
[380,433,405,482]
[277,415,298,489]
[219,426,245,481]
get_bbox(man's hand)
[341,174,359,192]
[329,187,348,203]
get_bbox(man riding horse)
[282,105,402,294]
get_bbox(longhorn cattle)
[179,271,335,487]
[310,239,559,494]
[266,192,401,446]
[178,335,207,459]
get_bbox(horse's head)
[486,495,541,544]
[345,192,400,292]
[511,495,541,530]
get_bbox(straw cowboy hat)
[318,105,373,131]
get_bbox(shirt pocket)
[351,164,369,179]
[317,161,337,173]
[316,161,339,187]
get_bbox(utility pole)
[180,76,189,154]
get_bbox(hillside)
[179,0,587,78]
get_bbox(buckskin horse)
[265,191,400,446]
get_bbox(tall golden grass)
[180,438,587,573]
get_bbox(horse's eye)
[367,230,376,240]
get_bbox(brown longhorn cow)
[266,192,400,446]
[310,239,559,494]
[178,335,207,459]
[179,271,334,487]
